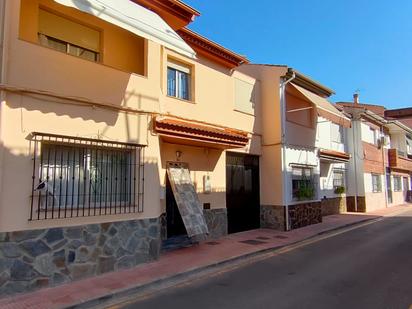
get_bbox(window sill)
[166,95,195,104]
[233,108,255,116]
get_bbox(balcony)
[388,148,412,171]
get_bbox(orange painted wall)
[19,0,145,75]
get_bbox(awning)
[154,117,249,149]
[319,149,350,163]
[54,0,196,59]
[290,83,351,128]
[167,162,209,240]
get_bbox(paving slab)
[0,204,409,309]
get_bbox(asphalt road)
[118,209,412,309]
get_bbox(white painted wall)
[283,146,319,204]
[345,120,366,197]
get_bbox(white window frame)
[167,61,191,101]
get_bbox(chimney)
[353,93,359,105]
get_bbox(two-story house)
[0,0,262,294]
[239,65,351,231]
[337,96,412,212]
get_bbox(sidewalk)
[0,204,410,309]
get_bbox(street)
[116,209,412,309]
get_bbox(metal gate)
[226,153,260,234]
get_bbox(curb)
[67,214,385,309]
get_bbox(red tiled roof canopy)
[319,149,350,163]
[154,117,249,149]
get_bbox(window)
[30,133,145,220]
[38,9,100,62]
[292,167,316,200]
[370,127,379,146]
[393,176,402,192]
[333,170,345,188]
[331,124,344,143]
[372,174,382,193]
[167,61,191,100]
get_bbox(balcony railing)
[388,148,412,171]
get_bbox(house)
[337,96,412,212]
[238,65,351,231]
[0,0,262,294]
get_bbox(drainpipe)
[280,71,295,231]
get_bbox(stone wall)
[203,208,228,239]
[0,217,161,296]
[288,202,322,229]
[321,197,347,216]
[346,196,366,212]
[260,205,286,231]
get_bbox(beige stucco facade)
[0,0,261,232]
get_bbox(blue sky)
[183,0,412,109]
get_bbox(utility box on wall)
[203,175,211,194]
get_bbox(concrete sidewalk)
[0,205,410,309]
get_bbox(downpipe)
[280,72,295,231]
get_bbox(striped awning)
[290,83,351,128]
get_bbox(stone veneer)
[0,217,161,296]
[288,202,322,229]
[346,196,366,212]
[260,205,286,231]
[203,208,228,239]
[160,208,228,241]
[321,197,347,216]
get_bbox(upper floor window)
[167,60,191,101]
[331,123,344,143]
[38,9,100,62]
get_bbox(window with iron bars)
[30,133,145,220]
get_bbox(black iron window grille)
[30,132,145,220]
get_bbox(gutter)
[280,72,295,231]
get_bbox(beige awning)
[290,83,351,128]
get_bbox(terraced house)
[337,96,412,212]
[0,0,261,294]
[0,0,402,298]
[239,65,351,230]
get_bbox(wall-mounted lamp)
[176,150,182,161]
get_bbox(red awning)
[319,149,350,163]
[154,117,249,149]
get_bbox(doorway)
[226,152,260,234]
[403,177,409,202]
[386,173,392,204]
[165,176,186,238]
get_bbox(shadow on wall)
[0,141,163,231]
[159,142,222,171]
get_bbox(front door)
[166,176,186,238]
[403,177,409,202]
[226,153,260,234]
[386,173,392,204]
